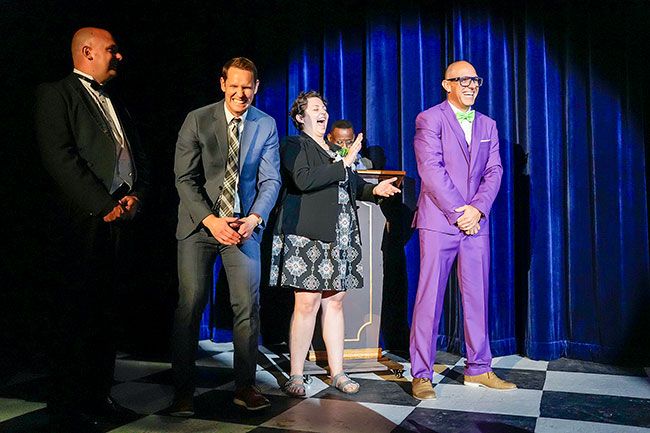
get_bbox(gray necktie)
[218,117,241,217]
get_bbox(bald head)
[444,60,476,79]
[442,60,480,111]
[71,27,123,84]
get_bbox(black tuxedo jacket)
[34,73,149,224]
[274,132,375,242]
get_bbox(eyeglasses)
[446,76,484,87]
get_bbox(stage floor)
[1,341,649,432]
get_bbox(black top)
[34,73,149,222]
[274,132,375,242]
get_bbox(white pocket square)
[480,139,491,142]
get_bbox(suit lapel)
[239,108,259,174]
[441,102,470,164]
[212,101,228,162]
[67,75,115,144]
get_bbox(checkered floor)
[1,340,650,432]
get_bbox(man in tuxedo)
[327,119,373,170]
[34,27,148,431]
[410,60,516,400]
[170,57,281,414]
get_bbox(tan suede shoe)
[464,371,517,390]
[412,377,437,400]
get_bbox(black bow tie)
[74,73,107,94]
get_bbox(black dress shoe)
[168,393,194,417]
[85,396,138,422]
[50,412,102,433]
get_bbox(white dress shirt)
[448,101,474,148]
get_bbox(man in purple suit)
[410,60,516,400]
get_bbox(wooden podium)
[307,170,406,374]
[353,170,406,187]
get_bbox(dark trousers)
[44,218,123,417]
[171,229,261,395]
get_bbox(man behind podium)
[34,27,148,432]
[327,119,373,170]
[410,60,516,400]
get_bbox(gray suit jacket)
[174,100,281,241]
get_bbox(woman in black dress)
[271,91,400,396]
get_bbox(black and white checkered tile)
[1,340,649,432]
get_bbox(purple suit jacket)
[413,101,503,235]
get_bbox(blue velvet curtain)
[206,1,649,363]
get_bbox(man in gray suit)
[170,57,281,414]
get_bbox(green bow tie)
[455,110,475,122]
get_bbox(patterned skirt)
[270,200,363,292]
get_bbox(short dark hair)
[289,90,327,130]
[221,57,258,82]
[330,119,354,131]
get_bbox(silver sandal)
[331,372,360,394]
[283,374,306,397]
